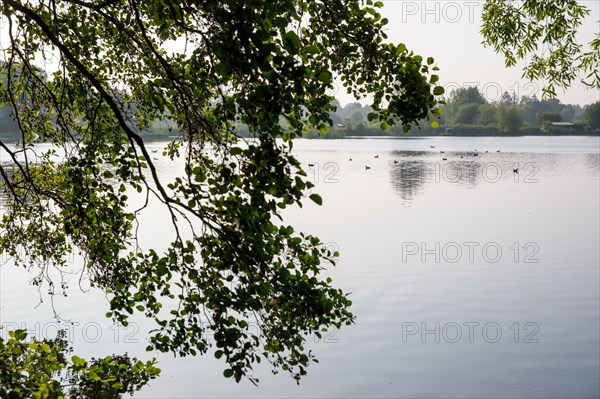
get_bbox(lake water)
[1,136,599,398]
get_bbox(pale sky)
[334,0,600,106]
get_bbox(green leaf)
[433,86,445,95]
[156,263,168,277]
[305,45,319,54]
[317,71,332,84]
[223,369,234,378]
[309,194,323,206]
[72,356,86,366]
[283,31,300,53]
[273,16,288,28]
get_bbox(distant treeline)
[307,87,599,138]
[0,105,178,141]
[2,85,599,141]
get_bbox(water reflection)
[585,153,600,176]
[1,137,599,398]
[389,150,484,202]
[389,149,600,204]
[389,160,425,201]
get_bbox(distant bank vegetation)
[306,87,599,138]
[2,86,599,141]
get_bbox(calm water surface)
[1,136,599,398]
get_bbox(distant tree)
[329,100,343,125]
[348,108,366,124]
[523,98,565,125]
[341,102,363,118]
[520,94,539,105]
[449,86,487,105]
[583,101,600,130]
[521,94,540,124]
[560,105,579,122]
[497,104,524,132]
[454,104,480,125]
[500,91,518,104]
[330,111,343,126]
[572,104,584,120]
[478,104,498,126]
[1,70,23,138]
[0,105,20,138]
[538,99,564,113]
[538,112,563,124]
[444,87,486,125]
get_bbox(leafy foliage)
[538,112,563,124]
[496,104,524,132]
[454,104,481,125]
[1,0,595,389]
[481,0,600,98]
[0,0,443,385]
[443,86,486,126]
[448,86,487,106]
[0,329,159,398]
[582,101,600,130]
[439,87,591,133]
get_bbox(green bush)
[0,329,160,399]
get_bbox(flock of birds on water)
[338,145,519,174]
[146,145,519,175]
